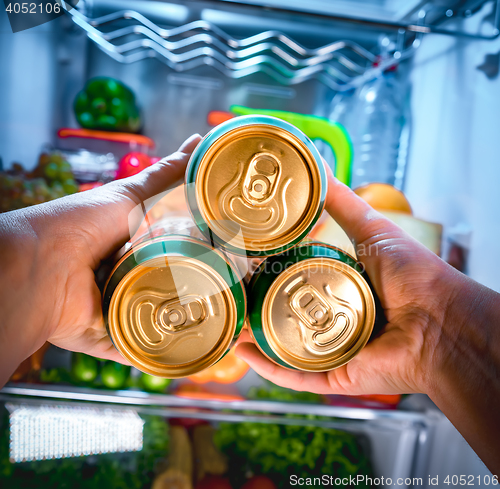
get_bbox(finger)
[178,133,202,153]
[88,342,133,367]
[325,174,404,248]
[52,334,133,366]
[234,328,253,347]
[86,134,201,261]
[235,341,345,395]
[108,133,202,204]
[323,158,334,180]
[28,135,202,265]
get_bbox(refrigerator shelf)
[0,383,439,482]
[60,0,500,91]
[0,383,432,427]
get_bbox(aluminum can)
[102,232,247,378]
[185,115,327,257]
[247,242,376,372]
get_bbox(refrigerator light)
[6,403,144,463]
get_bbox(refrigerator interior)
[0,383,439,488]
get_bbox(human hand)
[0,134,202,385]
[235,173,468,396]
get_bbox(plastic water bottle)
[331,66,408,189]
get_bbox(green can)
[247,242,378,372]
[185,115,327,257]
[102,235,246,378]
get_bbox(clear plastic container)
[330,61,410,190]
[351,70,404,188]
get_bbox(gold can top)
[193,122,325,253]
[107,250,238,378]
[262,258,375,371]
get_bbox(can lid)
[187,116,326,256]
[105,238,245,378]
[261,257,375,371]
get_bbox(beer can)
[185,115,327,257]
[247,242,376,372]
[102,234,247,378]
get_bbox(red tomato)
[115,152,151,179]
[195,475,233,489]
[241,476,277,489]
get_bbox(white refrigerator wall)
[0,9,58,169]
[405,8,498,479]
[406,5,500,292]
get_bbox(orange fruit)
[188,348,249,384]
[174,384,244,402]
[354,183,412,214]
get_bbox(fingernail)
[234,344,244,358]
[179,133,202,152]
[235,344,253,362]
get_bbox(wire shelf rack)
[61,0,500,91]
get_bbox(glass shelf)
[0,382,441,480]
[0,383,428,425]
[60,0,500,91]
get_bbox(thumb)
[92,133,203,260]
[325,175,442,300]
[326,174,406,251]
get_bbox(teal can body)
[247,242,379,372]
[102,235,246,378]
[185,115,327,257]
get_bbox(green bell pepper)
[100,360,131,389]
[74,77,141,133]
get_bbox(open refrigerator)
[1,0,499,486]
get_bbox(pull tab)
[312,312,349,349]
[156,296,207,334]
[289,284,355,354]
[290,284,333,330]
[129,291,209,354]
[242,152,280,206]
